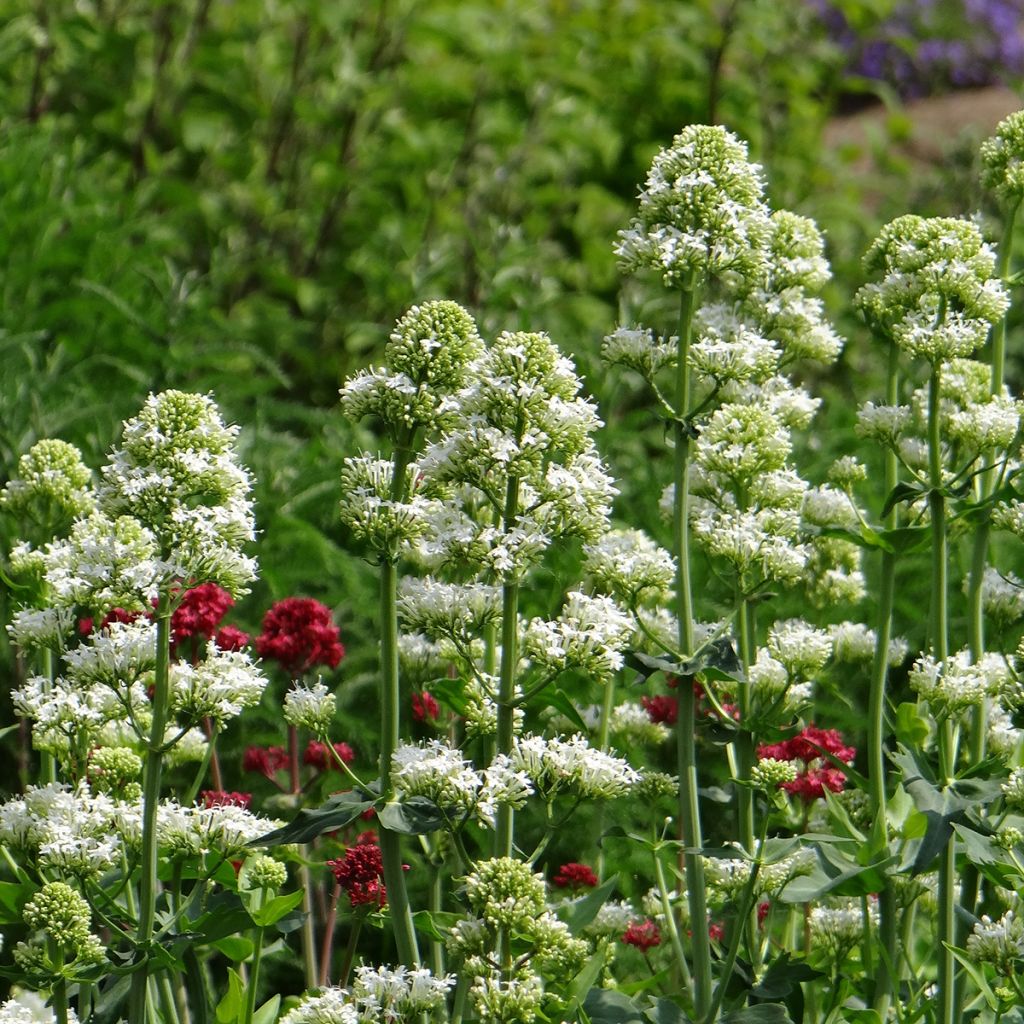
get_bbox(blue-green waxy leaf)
[377,796,448,834]
[252,788,378,846]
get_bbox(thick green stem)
[652,846,692,994]
[40,647,56,785]
[494,474,521,858]
[671,284,712,1021]
[243,926,266,1024]
[128,599,172,1024]
[928,364,955,1024]
[869,550,898,1015]
[48,939,69,1024]
[379,557,421,968]
[595,672,617,877]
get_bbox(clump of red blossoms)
[303,739,356,772]
[642,695,678,726]
[202,790,252,809]
[328,840,387,907]
[213,625,251,652]
[757,725,856,802]
[622,919,662,952]
[411,690,440,723]
[172,583,234,648]
[243,745,289,778]
[552,863,599,889]
[256,597,344,677]
[79,606,147,636]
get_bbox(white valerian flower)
[809,898,878,957]
[610,703,670,745]
[690,304,780,384]
[694,403,791,479]
[283,682,336,733]
[158,801,281,857]
[63,619,158,687]
[987,703,1022,761]
[396,577,501,642]
[948,394,1021,452]
[966,911,1024,973]
[339,455,441,553]
[981,110,1024,209]
[391,741,482,811]
[477,756,534,827]
[855,403,913,447]
[510,734,640,799]
[523,592,633,680]
[691,506,808,583]
[6,607,76,653]
[828,621,909,667]
[601,326,676,378]
[470,974,543,1024]
[280,988,359,1024]
[974,567,1024,628]
[909,649,1010,715]
[170,648,267,724]
[352,965,455,1017]
[801,485,858,530]
[0,439,95,527]
[767,619,832,679]
[98,391,257,595]
[584,899,638,938]
[615,123,770,288]
[583,528,675,605]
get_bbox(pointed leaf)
[253,788,378,846]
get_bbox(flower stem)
[128,597,172,1024]
[494,473,521,858]
[242,926,266,1024]
[39,647,56,785]
[671,284,712,1022]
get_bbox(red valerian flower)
[202,790,252,809]
[303,739,356,772]
[708,921,725,942]
[756,725,856,803]
[79,607,148,636]
[641,695,678,726]
[411,690,440,723]
[213,625,251,652]
[552,862,599,889]
[328,840,387,907]
[172,583,234,647]
[243,745,289,778]
[256,597,345,677]
[758,901,771,926]
[622,919,662,952]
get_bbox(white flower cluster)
[283,681,336,733]
[0,439,95,530]
[523,592,633,680]
[170,648,267,723]
[510,734,641,800]
[98,391,256,595]
[704,846,814,902]
[828,621,909,667]
[767,619,833,679]
[396,577,501,642]
[583,529,675,606]
[809,898,878,957]
[966,910,1024,973]
[909,650,1013,716]
[6,606,77,653]
[280,966,455,1024]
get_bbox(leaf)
[249,890,305,928]
[425,676,468,714]
[882,480,927,517]
[568,949,611,1007]
[190,894,253,943]
[215,968,245,1024]
[541,687,590,732]
[562,877,619,933]
[582,989,648,1024]
[253,788,378,846]
[0,881,35,924]
[894,703,930,747]
[750,953,824,999]
[645,998,690,1024]
[253,995,281,1024]
[378,796,448,835]
[412,910,463,942]
[182,948,209,1024]
[721,1006,793,1023]
[210,936,254,962]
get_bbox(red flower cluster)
[757,725,856,802]
[642,695,678,726]
[256,598,344,677]
[213,625,251,652]
[708,921,725,942]
[172,583,234,646]
[622,919,662,952]
[411,690,440,723]
[78,606,147,636]
[303,740,356,772]
[202,790,252,809]
[243,745,289,778]
[328,840,387,907]
[551,862,599,889]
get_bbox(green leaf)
[721,1006,793,1023]
[215,968,245,1024]
[750,953,824,999]
[894,703,930,747]
[253,995,281,1024]
[378,796,448,835]
[645,998,690,1024]
[253,788,379,846]
[882,481,926,517]
[0,881,35,924]
[562,877,618,933]
[568,949,611,1007]
[540,687,591,732]
[582,989,647,1024]
[412,910,463,942]
[210,937,254,962]
[250,890,305,928]
[426,676,468,714]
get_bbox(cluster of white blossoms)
[809,898,879,957]
[966,911,1024,974]
[98,390,257,595]
[582,528,675,608]
[909,649,1014,717]
[389,741,533,826]
[170,648,267,723]
[509,733,641,800]
[828,621,909,667]
[396,576,501,642]
[283,681,337,734]
[981,110,1024,210]
[280,966,455,1024]
[704,846,814,903]
[522,592,633,681]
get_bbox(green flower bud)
[87,746,143,798]
[243,854,288,892]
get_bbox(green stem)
[157,972,181,1024]
[40,646,56,785]
[672,284,712,1022]
[242,926,266,1024]
[734,593,758,969]
[652,845,692,995]
[494,473,521,858]
[928,363,955,1024]
[595,671,617,877]
[128,598,172,1024]
[48,939,69,1024]
[428,851,444,976]
[869,550,898,1015]
[183,722,219,805]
